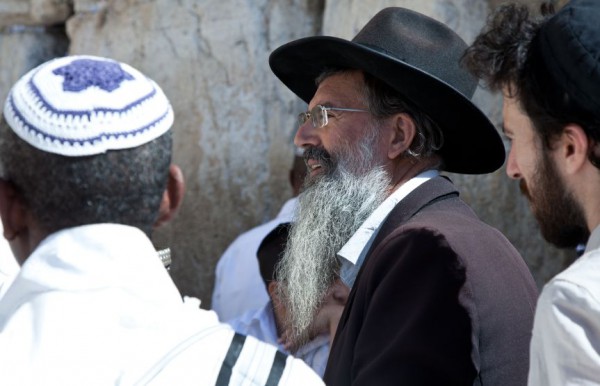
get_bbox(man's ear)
[154,164,185,229]
[0,179,27,242]
[387,113,416,160]
[560,124,589,175]
[267,281,278,297]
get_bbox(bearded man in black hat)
[269,7,539,386]
[464,0,600,384]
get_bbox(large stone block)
[0,0,72,27]
[0,25,68,106]
[67,0,323,305]
[323,0,488,43]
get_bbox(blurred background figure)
[212,150,307,321]
[227,223,349,378]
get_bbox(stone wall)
[0,0,574,306]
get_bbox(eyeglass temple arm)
[324,107,368,112]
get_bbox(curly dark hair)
[0,116,172,236]
[462,4,539,94]
[462,3,600,168]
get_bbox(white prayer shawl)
[0,221,17,299]
[227,301,330,377]
[0,224,322,386]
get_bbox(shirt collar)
[276,197,298,221]
[585,224,600,254]
[337,169,439,266]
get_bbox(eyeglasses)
[298,105,368,128]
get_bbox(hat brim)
[270,36,505,175]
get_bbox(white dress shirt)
[528,225,600,385]
[338,170,438,287]
[0,223,323,386]
[212,198,297,321]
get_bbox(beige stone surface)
[66,0,322,305]
[323,0,488,42]
[488,0,568,12]
[0,0,575,305]
[0,0,72,27]
[0,25,68,109]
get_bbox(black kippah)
[256,223,291,287]
[538,0,600,114]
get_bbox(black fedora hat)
[269,7,505,175]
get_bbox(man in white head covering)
[0,55,322,386]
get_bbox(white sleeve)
[211,233,270,322]
[528,279,600,385]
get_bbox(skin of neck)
[387,154,441,195]
[574,164,600,234]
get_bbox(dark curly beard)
[524,151,589,249]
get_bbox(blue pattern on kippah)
[52,58,134,92]
[27,77,157,119]
[8,93,170,147]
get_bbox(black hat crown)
[353,7,477,100]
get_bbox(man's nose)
[505,147,521,180]
[294,120,320,149]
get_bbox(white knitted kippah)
[3,55,174,156]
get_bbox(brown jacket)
[324,176,538,386]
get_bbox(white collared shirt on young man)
[528,225,600,385]
[338,169,439,287]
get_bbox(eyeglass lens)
[298,105,326,128]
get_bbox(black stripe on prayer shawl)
[265,350,287,386]
[216,333,246,386]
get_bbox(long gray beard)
[277,165,390,346]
